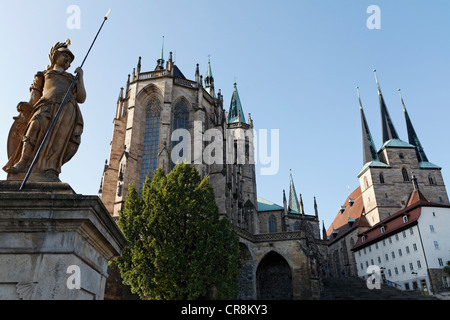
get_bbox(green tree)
[114,163,239,300]
[444,261,450,276]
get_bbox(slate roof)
[257,196,284,212]
[326,186,370,245]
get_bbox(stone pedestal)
[0,181,127,300]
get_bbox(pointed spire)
[374,70,399,143]
[322,221,327,241]
[398,89,429,163]
[357,86,379,165]
[314,196,319,218]
[204,56,215,97]
[299,193,305,215]
[228,82,246,124]
[288,170,300,213]
[156,36,165,69]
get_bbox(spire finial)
[356,86,363,110]
[373,69,381,92]
[157,36,165,69]
[398,88,407,112]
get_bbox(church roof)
[228,83,246,124]
[374,70,400,144]
[288,171,300,214]
[357,87,379,166]
[257,196,284,212]
[326,186,370,244]
[379,138,414,150]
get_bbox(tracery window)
[140,97,161,193]
[268,215,277,233]
[171,100,189,169]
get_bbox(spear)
[20,8,112,190]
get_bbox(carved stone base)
[0,181,127,300]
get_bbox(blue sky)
[1,1,450,232]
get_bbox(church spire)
[398,89,429,163]
[228,82,246,124]
[156,36,165,69]
[374,70,399,143]
[204,56,215,97]
[357,86,379,165]
[288,170,300,213]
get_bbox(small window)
[403,215,408,223]
[402,168,410,182]
[430,225,435,233]
[364,176,369,189]
[379,173,385,184]
[362,236,366,242]
[268,215,277,233]
[380,226,385,233]
[434,241,439,249]
[428,175,435,185]
[432,211,436,217]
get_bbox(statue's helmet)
[47,39,74,70]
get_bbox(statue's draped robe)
[3,70,83,177]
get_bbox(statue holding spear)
[3,9,111,189]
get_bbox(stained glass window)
[171,100,189,169]
[139,97,161,193]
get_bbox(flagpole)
[19,8,111,190]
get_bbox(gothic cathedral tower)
[99,45,258,233]
[357,71,448,226]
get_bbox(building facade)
[352,184,450,295]
[99,46,325,299]
[325,71,450,295]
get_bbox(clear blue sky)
[1,1,450,232]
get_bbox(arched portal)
[256,251,293,300]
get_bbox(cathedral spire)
[357,86,379,165]
[156,36,165,69]
[204,56,215,97]
[374,70,399,143]
[288,170,300,213]
[228,82,246,124]
[398,89,429,163]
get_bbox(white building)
[352,183,450,295]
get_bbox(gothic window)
[379,173,385,184]
[364,176,369,189]
[171,99,189,169]
[428,175,435,185]
[268,215,277,233]
[140,97,161,192]
[402,168,409,182]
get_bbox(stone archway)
[256,251,293,300]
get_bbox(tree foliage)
[114,163,239,300]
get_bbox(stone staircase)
[320,277,437,300]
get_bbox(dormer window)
[381,226,385,233]
[349,199,355,207]
[362,235,366,242]
[403,215,408,223]
[340,206,346,214]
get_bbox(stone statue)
[3,39,86,182]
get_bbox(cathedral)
[99,44,325,300]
